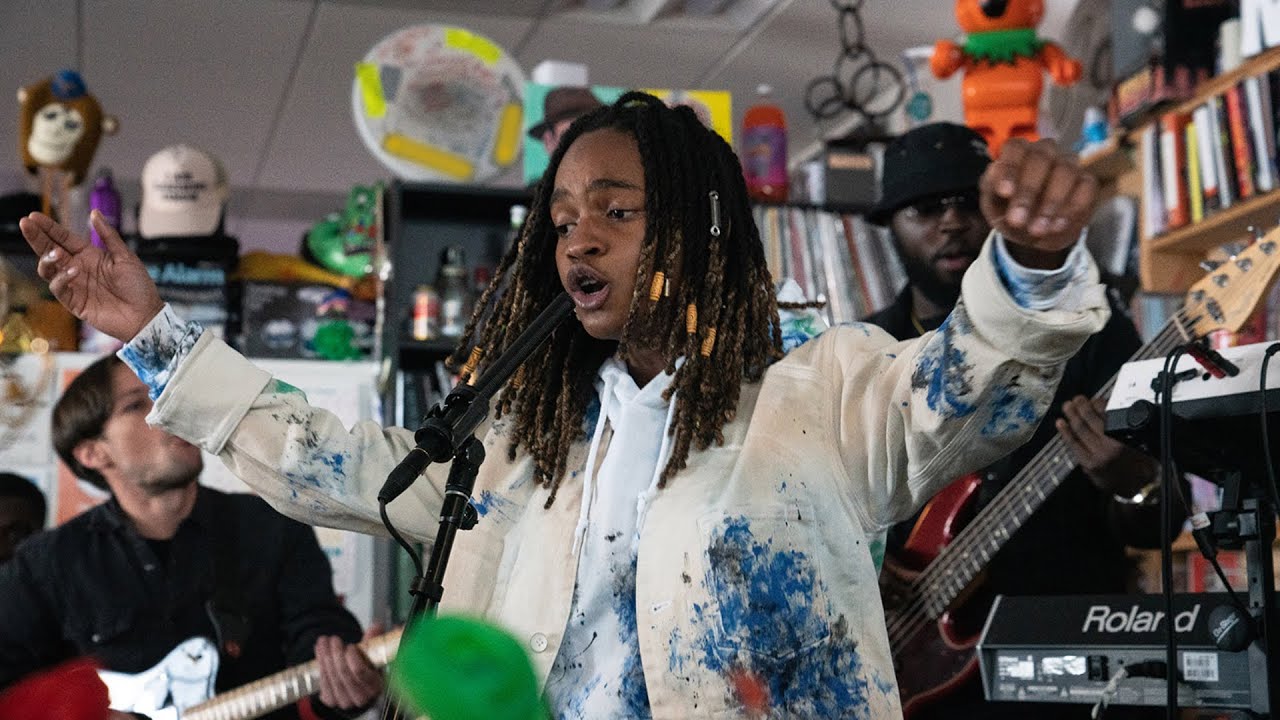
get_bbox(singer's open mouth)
[566,265,610,310]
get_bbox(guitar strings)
[883,309,1192,644]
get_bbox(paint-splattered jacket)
[143,237,1108,719]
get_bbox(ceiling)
[0,0,1081,251]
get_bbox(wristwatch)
[1113,477,1161,506]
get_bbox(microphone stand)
[377,292,574,720]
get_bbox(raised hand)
[978,137,1100,269]
[19,210,164,342]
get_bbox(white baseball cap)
[138,144,229,238]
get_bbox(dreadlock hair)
[449,91,783,507]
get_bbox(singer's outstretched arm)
[19,210,449,540]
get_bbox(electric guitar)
[887,234,1280,717]
[99,628,401,720]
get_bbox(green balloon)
[389,614,549,720]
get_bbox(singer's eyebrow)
[549,178,643,206]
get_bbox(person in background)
[527,85,603,156]
[0,472,45,564]
[0,355,385,719]
[864,122,1174,720]
[22,92,1108,717]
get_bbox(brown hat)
[527,86,603,140]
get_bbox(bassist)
[864,123,1177,719]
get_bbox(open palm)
[19,210,164,342]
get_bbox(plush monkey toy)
[17,69,118,218]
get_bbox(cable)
[381,498,424,579]
[1158,346,1187,720]
[1258,343,1280,514]
[1091,665,1126,720]
[1091,661,1172,720]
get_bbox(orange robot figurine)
[931,0,1080,156]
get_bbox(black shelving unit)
[379,180,531,427]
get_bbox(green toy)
[309,289,363,361]
[304,183,381,278]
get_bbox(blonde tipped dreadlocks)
[449,92,783,507]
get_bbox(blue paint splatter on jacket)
[982,378,1039,436]
[910,310,976,419]
[696,516,871,718]
[117,306,203,400]
[613,568,652,717]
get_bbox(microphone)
[379,292,576,504]
[388,614,549,720]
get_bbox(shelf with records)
[1136,44,1280,294]
[753,204,905,326]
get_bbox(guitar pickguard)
[99,635,219,718]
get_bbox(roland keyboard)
[977,594,1262,712]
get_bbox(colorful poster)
[522,82,732,185]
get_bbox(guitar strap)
[205,492,252,660]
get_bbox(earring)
[709,191,722,237]
[649,271,666,302]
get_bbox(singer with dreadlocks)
[21,92,1106,718]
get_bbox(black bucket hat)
[867,122,992,226]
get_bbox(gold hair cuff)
[700,328,717,357]
[461,347,484,385]
[686,304,698,334]
[649,271,666,302]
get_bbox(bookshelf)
[1135,45,1280,294]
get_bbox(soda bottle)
[741,84,789,203]
[89,167,121,248]
[412,285,440,341]
[82,167,124,352]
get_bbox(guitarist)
[0,354,385,719]
[864,123,1175,719]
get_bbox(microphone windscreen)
[389,613,549,720]
[0,657,110,720]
